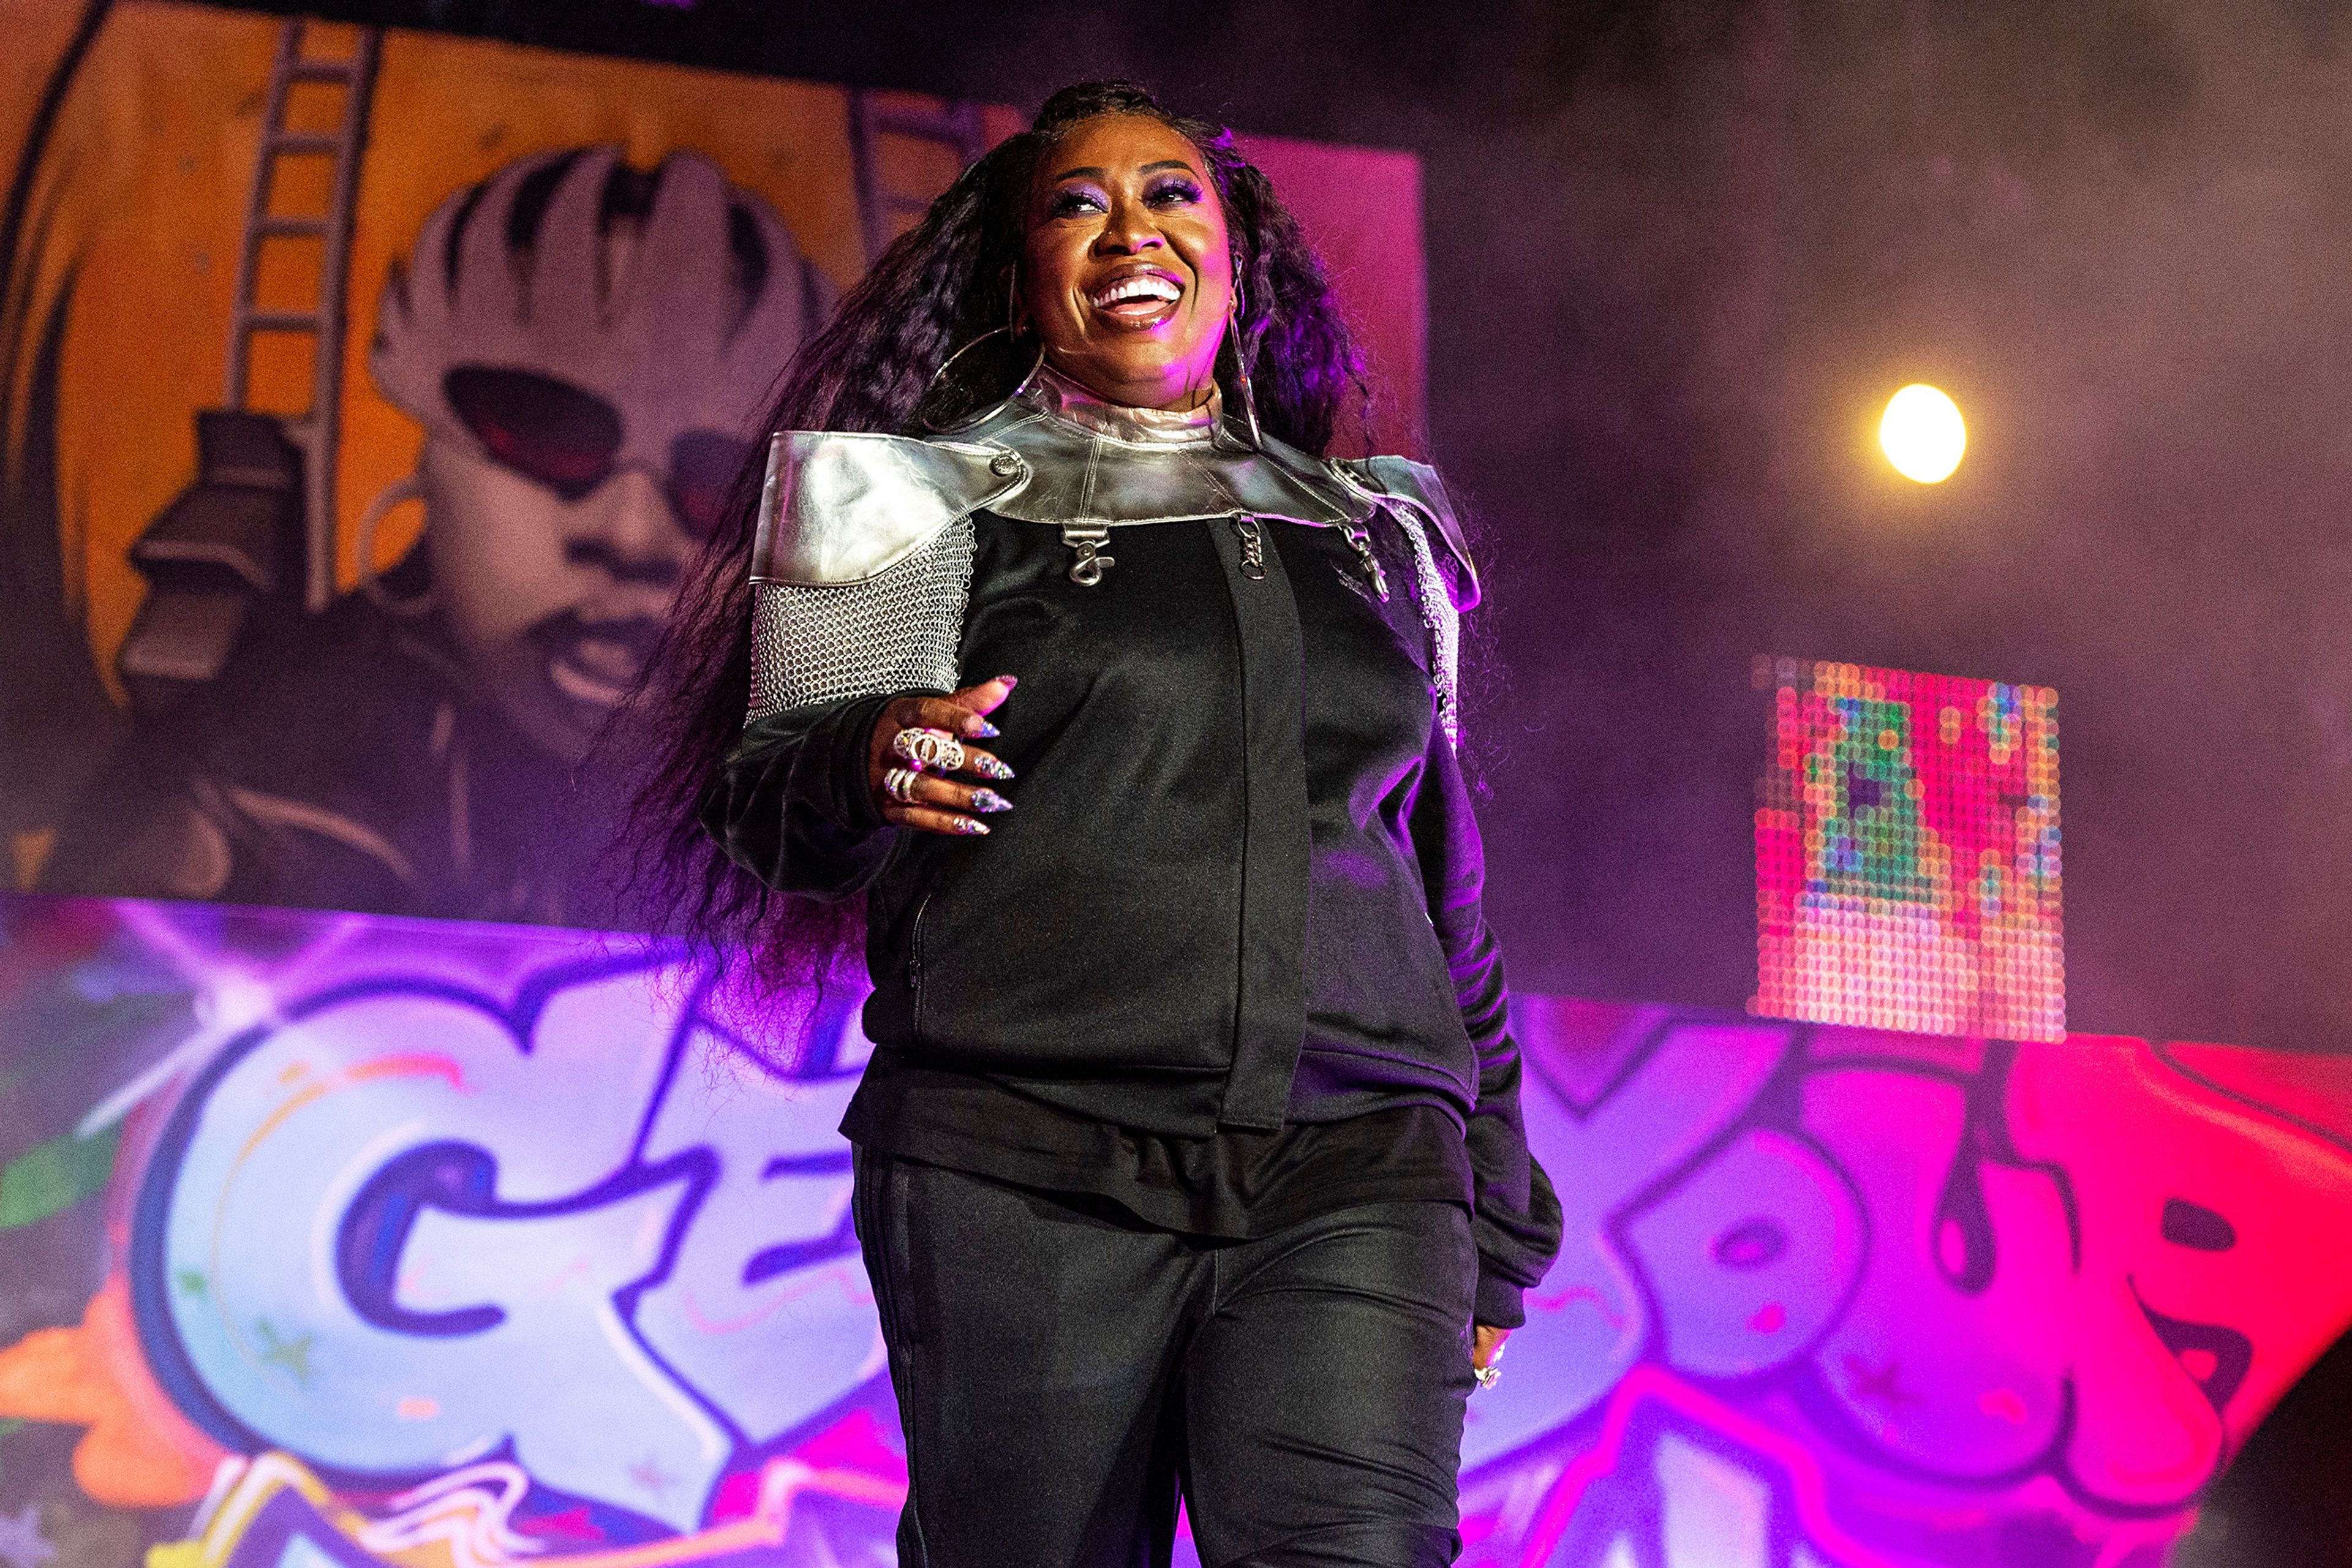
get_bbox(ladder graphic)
[846,91,991,265]
[224,19,382,614]
[116,19,382,713]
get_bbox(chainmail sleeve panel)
[1326,454,1474,748]
[1388,507,1464,747]
[747,518,977,723]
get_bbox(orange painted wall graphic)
[0,0,1427,924]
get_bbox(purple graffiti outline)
[125,944,875,1526]
[1509,1362,1907,1568]
[2151,1041,2352,1158]
[1522,1011,1877,1408]
[1520,1011,2261,1525]
[214,1488,391,1568]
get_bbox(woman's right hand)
[867,676,1020,837]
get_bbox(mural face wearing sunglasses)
[443,366,745,538]
[419,365,751,765]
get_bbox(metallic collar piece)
[1023,363,1223,448]
[955,375,1371,531]
[748,380,1485,596]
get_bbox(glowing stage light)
[1879,383,1966,483]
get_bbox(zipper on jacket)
[1338,523,1390,601]
[1232,514,1267,580]
[907,892,933,1039]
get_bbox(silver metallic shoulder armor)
[746,431,1019,720]
[749,429,1023,586]
[744,399,1483,742]
[1324,454,1481,747]
[1335,454,1480,611]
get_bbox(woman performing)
[635,80,1561,1568]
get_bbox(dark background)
[206,0,2352,1052]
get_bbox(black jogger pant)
[850,1148,1479,1568]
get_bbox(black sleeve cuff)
[703,693,903,898]
[1474,1269,1527,1330]
[821,693,895,834]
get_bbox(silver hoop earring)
[1226,281,1264,450]
[916,328,1046,432]
[918,266,1042,432]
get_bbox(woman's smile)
[1087,263,1186,328]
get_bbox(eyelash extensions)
[1048,175,1202,219]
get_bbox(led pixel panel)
[1754,657,2063,1039]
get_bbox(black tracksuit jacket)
[703,424,1561,1325]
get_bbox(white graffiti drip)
[356,1462,541,1568]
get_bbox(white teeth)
[1093,274,1182,308]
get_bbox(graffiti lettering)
[1624,1127,1862,1380]
[631,1023,875,1449]
[132,962,881,1532]
[2,903,2348,1568]
[1467,1018,1801,1463]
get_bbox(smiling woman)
[628,80,1562,1568]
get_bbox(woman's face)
[1020,113,1234,412]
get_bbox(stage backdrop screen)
[1754,658,2064,1041]
[0,0,1427,927]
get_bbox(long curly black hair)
[617,81,1370,1016]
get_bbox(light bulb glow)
[1880,383,1966,483]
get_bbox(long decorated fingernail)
[966,718,1001,739]
[972,755,1015,781]
[951,818,990,836]
[971,789,1014,814]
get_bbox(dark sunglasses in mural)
[442,365,747,538]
